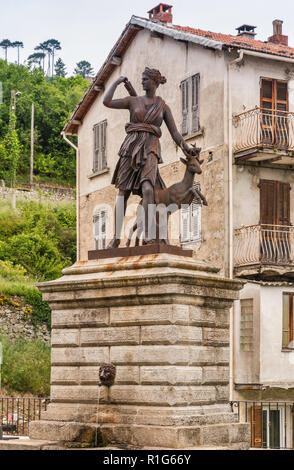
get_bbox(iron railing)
[0,397,50,437]
[234,224,294,267]
[230,401,294,450]
[233,107,294,153]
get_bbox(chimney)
[268,19,288,46]
[148,3,173,24]
[236,24,257,39]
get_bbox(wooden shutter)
[181,205,190,242]
[259,180,290,226]
[181,79,189,135]
[191,202,201,241]
[251,405,263,448]
[93,124,100,172]
[101,121,107,170]
[191,74,200,133]
[93,120,107,172]
[93,210,107,250]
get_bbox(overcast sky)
[1,0,294,75]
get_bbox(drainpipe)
[227,50,244,402]
[61,132,80,262]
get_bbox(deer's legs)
[107,189,131,249]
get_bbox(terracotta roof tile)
[171,24,294,58]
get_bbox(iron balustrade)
[233,107,294,153]
[230,401,294,450]
[234,224,294,267]
[0,397,50,437]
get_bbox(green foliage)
[0,260,27,280]
[0,60,88,185]
[74,60,94,78]
[0,199,76,281]
[0,334,50,396]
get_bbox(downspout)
[62,132,80,262]
[227,50,244,402]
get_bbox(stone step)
[0,438,240,451]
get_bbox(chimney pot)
[148,3,173,24]
[268,19,288,46]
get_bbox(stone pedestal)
[30,253,250,449]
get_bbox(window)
[93,120,107,173]
[260,79,288,146]
[93,210,107,250]
[180,183,201,243]
[240,299,254,352]
[259,179,291,264]
[180,74,200,135]
[282,293,294,349]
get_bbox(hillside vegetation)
[0,60,89,186]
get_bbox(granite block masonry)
[30,253,250,449]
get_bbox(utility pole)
[30,102,34,185]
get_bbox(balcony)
[233,108,294,166]
[234,224,294,278]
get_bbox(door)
[259,180,291,263]
[262,408,284,449]
[260,79,288,147]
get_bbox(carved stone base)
[30,254,250,449]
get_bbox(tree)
[34,42,50,72]
[44,39,61,77]
[0,39,12,62]
[12,41,24,65]
[27,52,45,69]
[74,60,94,78]
[54,58,66,77]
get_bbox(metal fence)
[234,224,294,267]
[233,107,294,153]
[0,397,50,437]
[231,401,294,450]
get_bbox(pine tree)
[74,60,94,78]
[54,58,66,77]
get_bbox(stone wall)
[0,296,50,343]
[0,184,75,203]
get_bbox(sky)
[0,0,294,76]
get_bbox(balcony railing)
[233,107,294,153]
[231,401,294,450]
[234,224,294,267]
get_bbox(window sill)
[281,348,294,352]
[183,129,204,142]
[88,168,109,179]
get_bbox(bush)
[0,334,50,396]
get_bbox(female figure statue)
[103,67,200,247]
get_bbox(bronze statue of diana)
[103,67,201,247]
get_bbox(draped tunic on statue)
[111,95,166,198]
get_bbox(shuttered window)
[259,179,290,226]
[93,210,107,250]
[93,120,107,173]
[180,182,202,243]
[180,74,200,136]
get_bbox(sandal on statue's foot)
[107,238,120,249]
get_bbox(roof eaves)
[130,16,223,50]
[63,19,142,135]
